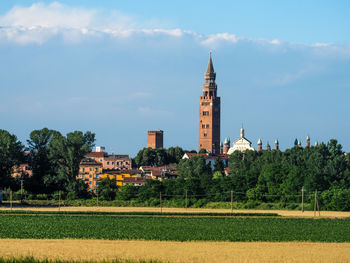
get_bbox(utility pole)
[230,190,233,213]
[58,191,61,212]
[20,174,24,204]
[96,185,99,207]
[301,186,304,213]
[10,190,12,210]
[314,190,317,217]
[160,192,162,213]
[185,190,188,209]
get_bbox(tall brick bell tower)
[198,53,221,154]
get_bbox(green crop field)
[0,214,349,242]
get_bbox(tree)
[98,177,117,201]
[117,184,137,200]
[199,148,207,153]
[0,130,24,188]
[49,131,95,196]
[213,157,224,173]
[26,128,57,194]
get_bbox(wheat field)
[0,239,350,263]
[1,206,350,218]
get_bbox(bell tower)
[198,53,221,154]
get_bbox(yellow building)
[77,159,103,191]
[100,169,145,186]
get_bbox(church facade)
[227,126,255,154]
[198,54,221,154]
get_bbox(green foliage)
[134,147,185,167]
[0,130,24,188]
[26,128,57,194]
[0,214,349,242]
[117,184,138,200]
[98,177,117,201]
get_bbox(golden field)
[1,206,350,218]
[0,239,350,263]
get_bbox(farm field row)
[0,214,350,242]
[1,206,350,218]
[1,239,350,263]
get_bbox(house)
[103,155,132,171]
[100,169,146,187]
[77,159,103,191]
[11,163,32,178]
[85,151,132,171]
[139,165,178,181]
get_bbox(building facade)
[147,130,164,149]
[198,54,221,154]
[227,127,254,154]
[103,155,132,171]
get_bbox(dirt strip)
[1,239,350,263]
[1,206,350,218]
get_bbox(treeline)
[0,128,95,198]
[1,127,350,210]
[97,139,350,211]
[133,147,185,167]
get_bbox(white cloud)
[270,39,281,45]
[200,33,240,47]
[0,0,349,61]
[0,2,95,28]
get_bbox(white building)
[227,126,255,154]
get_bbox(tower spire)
[206,51,214,73]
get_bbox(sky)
[0,1,349,156]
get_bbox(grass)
[0,214,350,242]
[1,240,350,263]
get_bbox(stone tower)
[306,135,310,148]
[274,139,279,150]
[257,138,262,151]
[198,53,221,154]
[224,137,230,154]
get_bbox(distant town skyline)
[1,1,349,156]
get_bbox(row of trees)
[1,128,350,210]
[97,139,350,210]
[0,128,95,198]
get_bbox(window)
[96,174,99,178]
[82,168,85,172]
[112,162,114,165]
[95,168,98,172]
[107,161,110,165]
[206,124,209,128]
[90,168,92,171]
[204,133,207,137]
[99,158,102,161]
[203,111,209,116]
[202,124,205,128]
[89,181,92,185]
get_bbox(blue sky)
[0,1,349,156]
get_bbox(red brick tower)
[147,130,164,149]
[198,53,221,154]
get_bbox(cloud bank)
[1,1,348,56]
